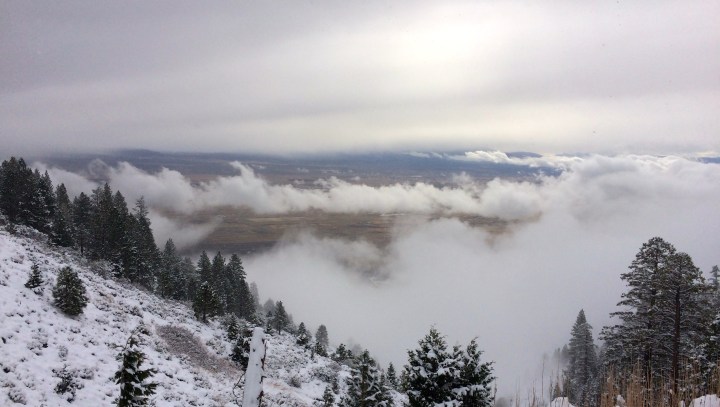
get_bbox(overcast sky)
[2,1,719,155]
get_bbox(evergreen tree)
[52,266,88,316]
[0,157,32,222]
[404,328,494,407]
[386,363,398,390]
[25,263,44,289]
[600,237,712,394]
[72,192,92,256]
[333,344,353,365]
[88,183,115,259]
[322,385,336,407]
[230,327,253,369]
[114,328,157,406]
[340,350,391,407]
[227,316,240,342]
[158,239,183,299]
[455,339,494,407]
[181,257,198,301]
[272,300,290,333]
[566,310,598,406]
[250,282,261,310]
[210,251,225,300]
[197,251,212,284]
[51,183,74,247]
[404,327,457,406]
[225,254,255,319]
[316,324,329,348]
[315,340,329,357]
[193,281,221,322]
[129,197,158,290]
[296,322,311,347]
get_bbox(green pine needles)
[52,266,88,316]
[114,328,157,406]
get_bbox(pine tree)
[180,256,198,301]
[210,251,225,304]
[659,251,710,393]
[333,344,353,364]
[340,350,391,407]
[129,197,158,290]
[225,254,255,319]
[72,192,92,256]
[25,263,44,290]
[405,328,494,407]
[114,328,157,406]
[404,327,457,406]
[315,341,328,357]
[0,157,32,223]
[455,339,494,407]
[386,363,398,390]
[52,266,88,316]
[197,251,212,284]
[296,322,311,347]
[272,300,290,333]
[227,316,240,342]
[230,327,253,369]
[600,237,712,394]
[316,324,329,348]
[322,385,336,407]
[193,281,221,322]
[158,239,183,299]
[51,183,74,247]
[566,310,597,406]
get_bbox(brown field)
[177,207,509,256]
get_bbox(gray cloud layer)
[3,1,719,155]
[243,156,720,397]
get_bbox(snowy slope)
[0,227,354,406]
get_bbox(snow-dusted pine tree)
[455,338,494,407]
[405,328,494,407]
[25,263,44,290]
[404,327,457,406]
[340,350,391,407]
[296,322,311,347]
[600,237,713,394]
[114,328,157,406]
[272,301,290,333]
[566,310,597,406]
[52,266,88,316]
[322,385,336,407]
[386,363,398,390]
[193,281,221,322]
[316,324,329,347]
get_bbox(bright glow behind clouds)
[1,1,719,155]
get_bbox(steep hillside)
[0,227,363,406]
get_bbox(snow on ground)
[0,227,350,406]
[549,397,574,407]
[691,395,720,407]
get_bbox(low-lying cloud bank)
[36,154,720,396]
[39,153,719,222]
[240,155,718,396]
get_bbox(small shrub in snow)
[57,345,68,361]
[7,387,27,404]
[289,375,302,388]
[53,365,83,403]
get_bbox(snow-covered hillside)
[0,227,360,406]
